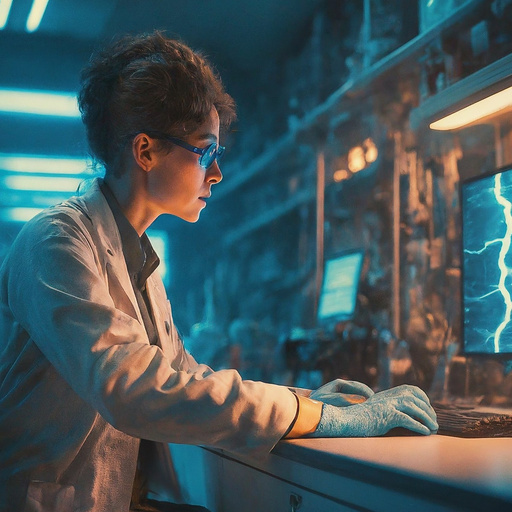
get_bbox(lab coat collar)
[74,178,145,328]
[98,180,160,289]
[76,177,121,259]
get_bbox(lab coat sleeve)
[6,213,296,458]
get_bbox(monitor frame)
[460,164,512,357]
[317,248,365,328]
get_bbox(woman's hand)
[309,378,374,407]
[309,384,438,437]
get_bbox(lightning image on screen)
[492,173,512,352]
[463,171,512,354]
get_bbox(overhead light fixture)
[1,207,43,222]
[26,0,50,32]
[3,175,82,192]
[0,154,90,174]
[0,88,80,117]
[0,0,14,29]
[430,85,512,130]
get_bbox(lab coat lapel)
[146,276,171,355]
[79,179,144,328]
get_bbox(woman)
[0,31,437,512]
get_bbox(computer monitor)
[461,165,512,355]
[317,249,364,327]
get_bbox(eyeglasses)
[141,131,225,170]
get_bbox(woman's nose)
[207,161,223,184]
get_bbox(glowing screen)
[462,167,512,354]
[318,251,363,322]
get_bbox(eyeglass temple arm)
[166,137,206,155]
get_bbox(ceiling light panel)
[26,0,50,32]
[0,88,80,117]
[0,0,14,29]
[2,175,82,192]
[0,207,43,222]
[0,154,89,174]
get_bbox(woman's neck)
[104,173,157,236]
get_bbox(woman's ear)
[132,133,157,172]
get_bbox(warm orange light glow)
[364,138,378,163]
[348,146,365,173]
[333,169,350,182]
[430,85,512,130]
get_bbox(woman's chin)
[182,210,202,223]
[166,204,204,223]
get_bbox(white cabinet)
[220,455,358,512]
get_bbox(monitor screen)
[461,165,512,354]
[317,250,364,324]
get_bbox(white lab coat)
[0,179,296,512]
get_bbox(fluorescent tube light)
[3,175,82,192]
[430,85,512,130]
[0,154,89,174]
[0,88,80,117]
[1,207,43,222]
[0,0,14,29]
[26,0,50,32]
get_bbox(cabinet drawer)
[221,456,358,512]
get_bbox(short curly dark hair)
[78,31,236,176]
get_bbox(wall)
[171,0,420,387]
[170,0,512,404]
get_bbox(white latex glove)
[309,384,438,437]
[309,378,375,407]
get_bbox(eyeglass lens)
[201,144,222,169]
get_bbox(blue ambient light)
[0,0,14,29]
[26,0,50,32]
[147,229,170,286]
[0,88,80,117]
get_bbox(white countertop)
[233,433,512,511]
[273,435,512,503]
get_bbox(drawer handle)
[290,493,302,511]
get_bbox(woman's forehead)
[192,108,220,141]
